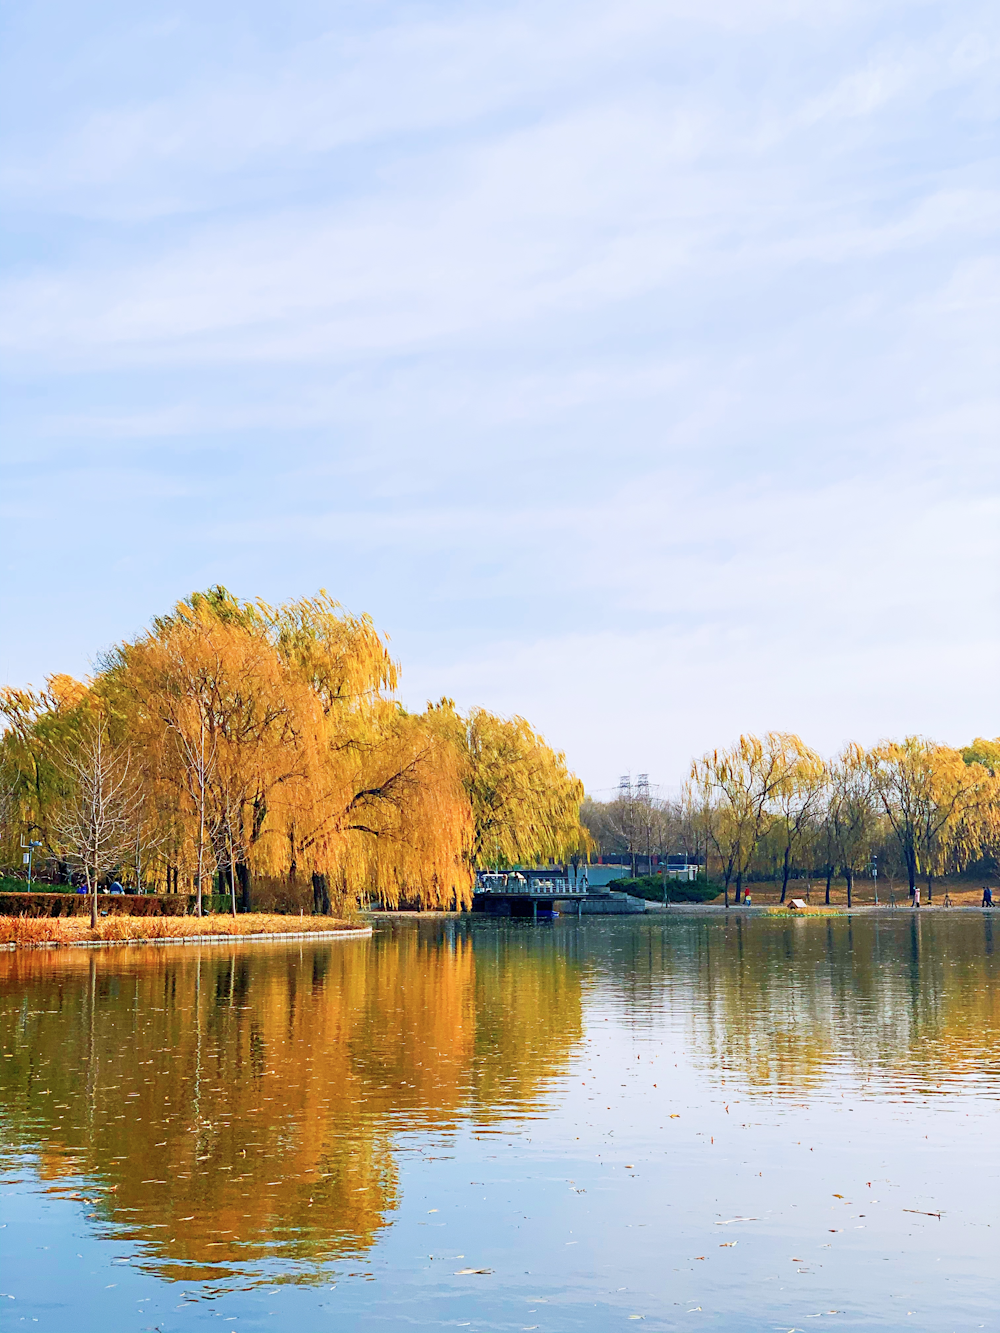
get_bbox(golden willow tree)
[440,703,591,870]
[691,733,808,906]
[868,736,996,901]
[680,733,1000,902]
[100,589,474,911]
[0,589,590,912]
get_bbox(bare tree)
[53,719,140,928]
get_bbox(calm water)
[1,914,998,1332]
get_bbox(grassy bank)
[0,913,367,948]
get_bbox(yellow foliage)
[459,705,591,869]
[2,589,590,909]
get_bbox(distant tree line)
[582,733,1000,908]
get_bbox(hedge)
[0,892,237,918]
[609,875,721,903]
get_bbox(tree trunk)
[237,862,252,914]
[825,866,832,906]
[227,849,237,919]
[312,872,331,916]
[780,846,791,903]
[926,871,933,903]
[846,867,853,909]
[89,871,97,929]
[735,870,742,905]
[906,847,917,897]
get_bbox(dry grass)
[0,913,366,948]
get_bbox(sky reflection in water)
[1,913,998,1331]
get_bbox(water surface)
[1,913,997,1331]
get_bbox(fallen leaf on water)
[832,1193,844,1199]
[719,1242,737,1247]
[454,1268,492,1275]
[670,1114,681,1119]
[693,1255,706,1260]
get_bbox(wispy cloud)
[1,0,997,785]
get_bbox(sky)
[1,0,997,796]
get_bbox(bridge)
[472,870,645,918]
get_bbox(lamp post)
[21,838,43,888]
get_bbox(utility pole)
[637,774,650,876]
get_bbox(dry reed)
[0,913,365,948]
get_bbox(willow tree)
[869,737,992,900]
[0,674,92,864]
[452,705,590,871]
[771,738,825,903]
[103,593,307,911]
[692,733,798,905]
[269,600,472,909]
[827,743,878,908]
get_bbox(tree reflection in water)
[3,913,998,1297]
[0,923,582,1285]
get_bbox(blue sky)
[1,0,997,794]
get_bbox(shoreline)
[649,902,998,915]
[370,904,998,919]
[0,925,373,951]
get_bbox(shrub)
[0,892,195,918]
[0,876,69,896]
[248,878,314,915]
[609,875,721,903]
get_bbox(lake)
[1,912,997,1332]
